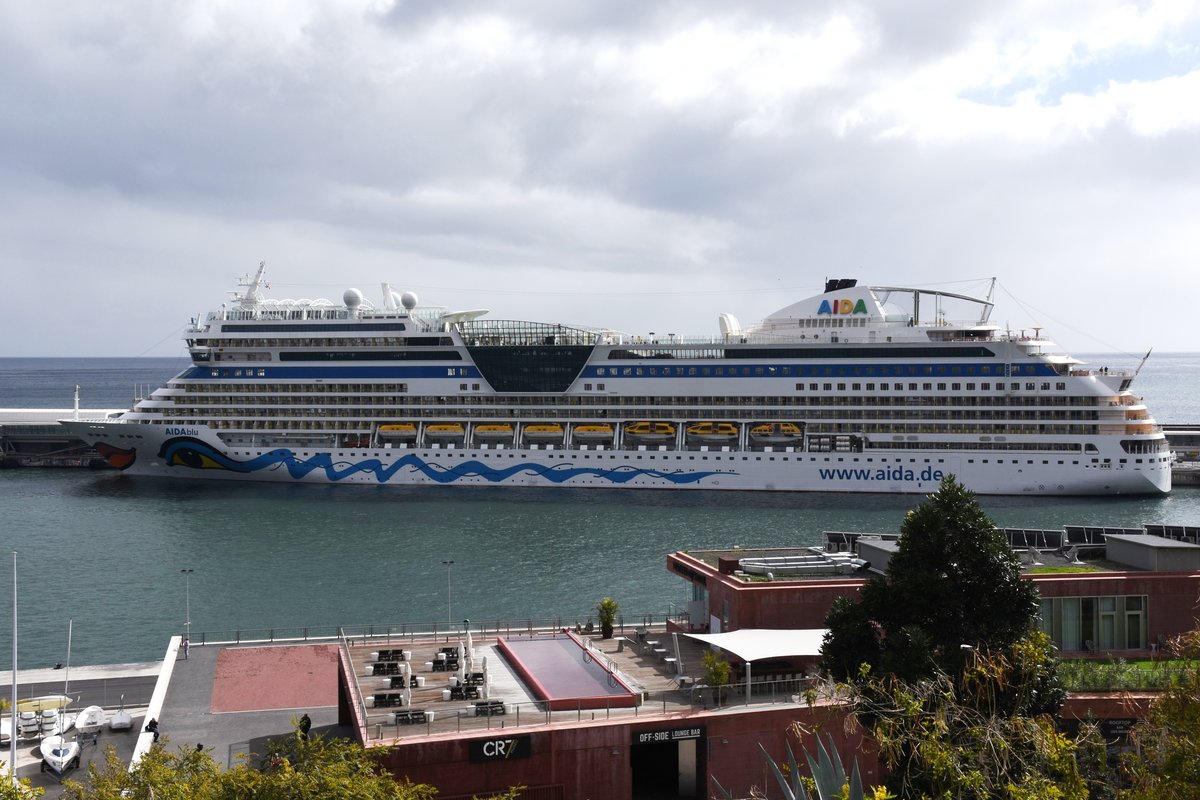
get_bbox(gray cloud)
[1,1,1198,359]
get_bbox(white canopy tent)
[680,628,828,701]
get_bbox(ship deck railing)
[182,611,688,651]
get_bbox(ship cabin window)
[952,383,961,390]
[597,383,605,390]
[1057,382,1066,390]
[851,383,861,390]
[810,383,818,391]
[923,383,932,391]
[937,383,946,391]
[838,383,846,391]
[908,383,917,391]
[1026,383,1036,391]
[1041,383,1050,390]
[823,383,832,391]
[866,383,875,391]
[968,383,976,390]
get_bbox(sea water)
[1,354,1198,668]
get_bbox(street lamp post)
[442,560,454,627]
[180,568,194,642]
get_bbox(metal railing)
[191,611,688,651]
[359,675,826,741]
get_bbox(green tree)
[845,640,1087,800]
[822,475,1045,690]
[701,650,733,705]
[0,775,44,800]
[60,725,519,800]
[596,596,619,639]
[818,476,1079,798]
[1122,629,1200,799]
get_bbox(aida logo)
[817,298,868,315]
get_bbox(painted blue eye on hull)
[157,438,727,485]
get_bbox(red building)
[336,527,1199,799]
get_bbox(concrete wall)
[372,704,878,800]
[1106,535,1200,572]
[372,694,1160,798]
[669,552,863,632]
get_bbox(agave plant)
[712,732,867,800]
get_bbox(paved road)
[18,675,157,710]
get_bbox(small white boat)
[39,734,81,779]
[74,705,106,734]
[17,694,73,713]
[18,711,40,739]
[109,696,132,732]
[41,708,76,735]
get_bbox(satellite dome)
[400,291,418,310]
[343,288,363,309]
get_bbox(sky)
[1,0,1198,357]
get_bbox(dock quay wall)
[0,408,121,469]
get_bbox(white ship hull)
[63,421,1169,496]
[61,271,1173,497]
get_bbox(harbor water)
[2,354,1199,669]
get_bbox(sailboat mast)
[9,551,16,787]
[65,619,72,697]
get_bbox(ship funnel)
[824,278,858,293]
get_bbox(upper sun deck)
[187,270,1087,363]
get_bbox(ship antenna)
[237,261,267,308]
[979,277,996,324]
[1133,348,1153,380]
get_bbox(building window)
[1125,596,1145,650]
[1048,594,1148,652]
[1098,597,1116,650]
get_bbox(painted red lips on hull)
[95,442,136,470]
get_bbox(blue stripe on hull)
[157,438,726,486]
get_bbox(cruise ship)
[62,267,1171,495]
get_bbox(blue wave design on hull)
[157,438,728,486]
